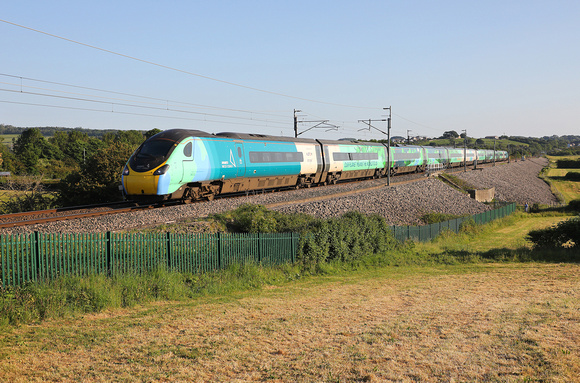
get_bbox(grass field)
[0,213,578,381]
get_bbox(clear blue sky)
[1,0,578,140]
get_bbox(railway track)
[0,201,157,229]
[0,162,501,230]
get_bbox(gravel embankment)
[455,157,558,205]
[0,159,556,234]
[271,178,489,225]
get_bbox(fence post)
[34,231,41,281]
[166,232,172,270]
[291,233,296,264]
[257,233,262,265]
[217,232,222,270]
[106,231,112,276]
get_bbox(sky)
[1,0,579,140]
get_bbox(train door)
[181,141,195,183]
[234,142,245,177]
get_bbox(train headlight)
[122,165,130,176]
[153,164,170,175]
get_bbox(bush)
[568,199,580,212]
[421,212,465,224]
[211,204,317,233]
[556,159,580,169]
[212,205,399,272]
[526,216,580,250]
[564,172,580,181]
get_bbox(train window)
[333,153,350,161]
[249,151,304,163]
[237,147,242,157]
[184,142,192,157]
[129,139,176,172]
[334,152,378,161]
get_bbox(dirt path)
[1,263,579,382]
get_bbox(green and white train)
[122,129,508,202]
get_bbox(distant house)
[0,172,10,177]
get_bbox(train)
[121,129,509,202]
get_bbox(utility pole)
[294,109,338,138]
[493,138,496,166]
[357,106,391,185]
[407,130,412,145]
[385,106,392,186]
[293,109,301,138]
[462,129,467,172]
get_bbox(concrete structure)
[468,187,495,202]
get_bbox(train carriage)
[317,140,387,184]
[389,146,425,174]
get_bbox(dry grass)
[0,263,579,382]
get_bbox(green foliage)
[556,159,580,169]
[568,199,580,212]
[563,172,580,181]
[211,204,398,272]
[298,211,398,271]
[0,176,56,213]
[441,130,459,139]
[526,216,580,250]
[0,263,302,328]
[57,141,138,205]
[438,172,475,191]
[421,212,465,224]
[145,128,162,139]
[12,128,53,174]
[212,204,317,233]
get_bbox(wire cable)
[0,19,381,110]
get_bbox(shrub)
[421,212,465,224]
[568,199,580,212]
[526,216,580,250]
[556,159,580,169]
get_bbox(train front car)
[122,129,215,202]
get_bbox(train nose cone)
[123,171,158,195]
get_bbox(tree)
[12,128,53,174]
[57,141,136,205]
[145,128,162,139]
[441,130,459,139]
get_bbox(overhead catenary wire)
[0,19,381,110]
[0,19,446,138]
[0,86,290,127]
[0,99,292,129]
[0,73,289,119]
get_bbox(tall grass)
[0,263,301,329]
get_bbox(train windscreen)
[129,139,176,172]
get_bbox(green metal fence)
[391,202,516,242]
[0,203,517,288]
[0,232,299,288]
